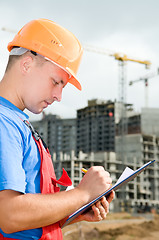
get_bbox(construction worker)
[0,19,114,239]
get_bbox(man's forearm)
[0,166,112,234]
[0,188,87,234]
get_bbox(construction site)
[1,1,159,240]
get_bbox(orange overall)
[0,120,72,240]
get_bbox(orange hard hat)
[7,19,83,90]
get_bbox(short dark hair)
[5,55,22,73]
[5,50,46,73]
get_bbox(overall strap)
[23,120,48,150]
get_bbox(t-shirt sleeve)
[0,115,26,193]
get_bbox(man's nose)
[53,87,63,102]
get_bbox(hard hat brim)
[66,67,82,90]
[45,58,82,91]
[47,59,82,91]
[68,76,82,91]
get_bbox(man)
[0,19,114,239]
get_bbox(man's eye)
[53,80,59,85]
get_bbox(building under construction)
[76,99,116,155]
[57,105,159,213]
[31,101,159,213]
[115,107,159,212]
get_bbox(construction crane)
[129,68,159,108]
[84,45,150,66]
[84,44,151,162]
[84,44,151,125]
[84,44,151,106]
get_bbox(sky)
[0,0,159,121]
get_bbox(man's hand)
[72,191,115,223]
[77,166,112,204]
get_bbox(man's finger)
[106,191,115,203]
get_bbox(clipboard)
[61,160,155,228]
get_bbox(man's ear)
[20,56,34,74]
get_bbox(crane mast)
[129,68,159,108]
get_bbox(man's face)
[21,57,69,114]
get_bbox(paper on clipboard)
[114,167,134,186]
[61,160,155,228]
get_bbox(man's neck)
[0,75,25,111]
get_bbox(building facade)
[115,107,159,212]
[54,148,159,213]
[76,99,115,155]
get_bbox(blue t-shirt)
[0,97,42,239]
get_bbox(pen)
[81,168,87,174]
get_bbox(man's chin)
[28,108,43,115]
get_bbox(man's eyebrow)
[61,80,64,85]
